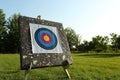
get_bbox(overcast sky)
[0,0,120,41]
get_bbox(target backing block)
[19,16,73,70]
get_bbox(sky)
[0,0,120,41]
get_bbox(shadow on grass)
[79,53,120,58]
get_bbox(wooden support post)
[24,62,32,80]
[62,60,71,79]
[63,66,71,79]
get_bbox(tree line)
[65,27,120,53]
[0,9,20,53]
[0,9,120,53]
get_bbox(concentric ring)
[35,28,57,50]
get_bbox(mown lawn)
[0,53,120,80]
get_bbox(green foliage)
[5,13,20,53]
[64,26,120,53]
[0,9,5,27]
[0,53,120,80]
[0,9,7,52]
[64,27,81,51]
[92,35,109,52]
[78,35,109,52]
[110,33,120,52]
[116,36,120,49]
[0,9,20,53]
[78,40,90,52]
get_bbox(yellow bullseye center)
[43,35,50,41]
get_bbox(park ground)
[0,53,120,80]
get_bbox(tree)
[0,9,5,27]
[0,9,6,52]
[110,33,118,52]
[91,35,109,52]
[116,35,120,49]
[102,36,109,52]
[78,40,90,52]
[5,13,20,53]
[64,27,81,51]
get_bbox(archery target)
[29,23,63,53]
[35,28,57,50]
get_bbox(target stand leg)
[24,62,32,80]
[62,60,71,79]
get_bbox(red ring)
[41,33,52,44]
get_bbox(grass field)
[0,53,120,80]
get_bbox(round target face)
[35,28,57,50]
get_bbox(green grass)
[0,53,120,80]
